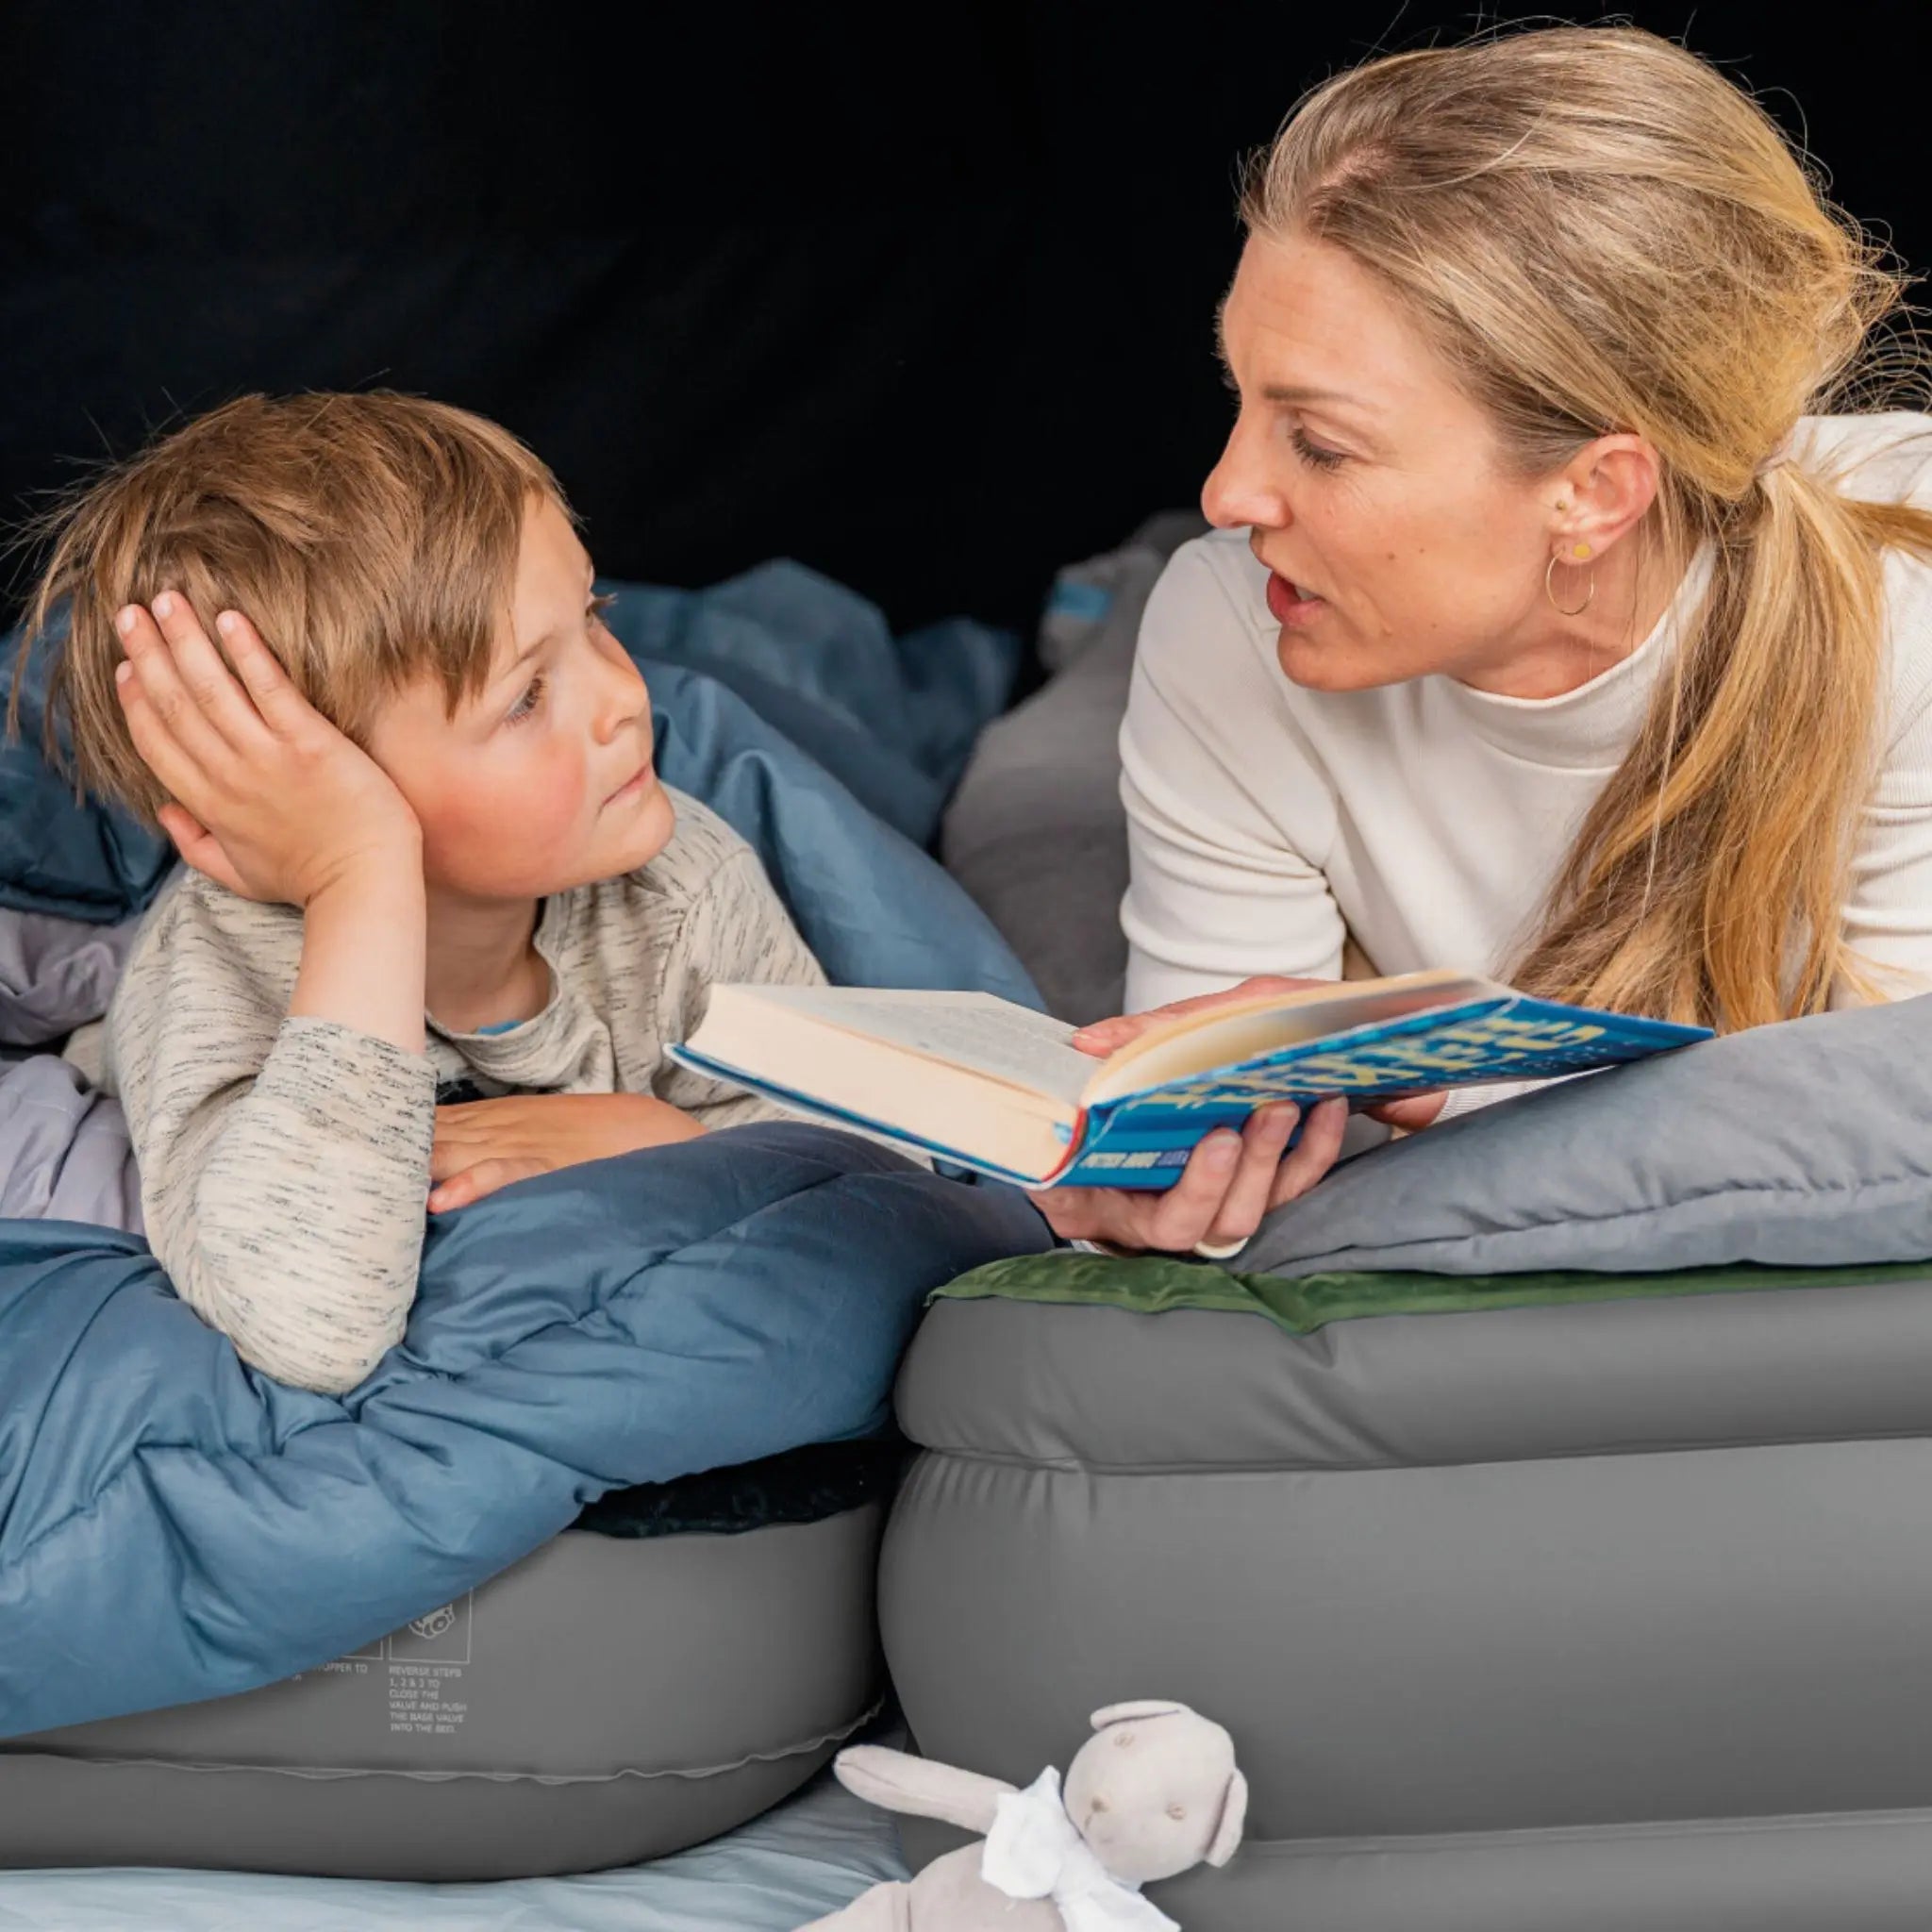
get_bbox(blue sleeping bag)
[0,597,1049,1740]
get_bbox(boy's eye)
[505,673,546,726]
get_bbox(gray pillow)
[0,907,138,1047]
[942,513,1205,1025]
[1242,993,1932,1277]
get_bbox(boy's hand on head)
[113,594,422,907]
[427,1092,707,1213]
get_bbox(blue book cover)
[1058,993,1706,1188]
[669,977,1711,1191]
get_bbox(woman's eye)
[1292,427,1346,471]
[505,673,546,726]
[588,591,618,627]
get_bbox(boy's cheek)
[413,763,591,886]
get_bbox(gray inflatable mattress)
[881,1249,1932,1932]
[0,1441,896,1881]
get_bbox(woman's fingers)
[1069,1012,1155,1057]
[1201,1103,1300,1249]
[1071,975,1333,1058]
[1365,1091,1447,1132]
[1137,1129,1248,1251]
[1030,1091,1355,1254]
[1267,1095,1351,1208]
[1027,1144,1240,1250]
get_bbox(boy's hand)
[113,594,422,907]
[428,1093,708,1213]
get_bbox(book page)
[704,986,1099,1108]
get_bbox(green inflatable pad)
[930,1249,1932,1336]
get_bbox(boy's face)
[367,495,675,901]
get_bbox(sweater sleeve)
[1835,541,1932,1008]
[108,880,437,1395]
[1118,540,1349,1012]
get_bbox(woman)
[1034,24,1932,1257]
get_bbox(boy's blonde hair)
[12,391,569,823]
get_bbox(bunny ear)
[1205,1768,1249,1868]
[1089,1700,1188,1731]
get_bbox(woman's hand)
[428,1092,707,1213]
[1070,974,1335,1057]
[1036,974,1453,1257]
[1030,1095,1351,1254]
[113,593,422,906]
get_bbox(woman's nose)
[1202,422,1291,532]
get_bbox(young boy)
[21,392,826,1395]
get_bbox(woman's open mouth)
[1265,572,1326,626]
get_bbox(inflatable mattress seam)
[906,1429,1932,1475]
[1221,1800,1932,1860]
[0,1699,882,1787]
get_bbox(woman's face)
[1205,230,1655,697]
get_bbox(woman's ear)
[1553,431,1660,558]
[1205,1768,1249,1867]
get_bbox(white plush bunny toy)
[799,1699,1247,1932]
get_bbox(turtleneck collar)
[1435,541,1717,771]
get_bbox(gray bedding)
[0,1056,140,1231]
[1243,992,1932,1277]
[941,513,1204,1024]
[0,908,136,1050]
[0,907,142,1231]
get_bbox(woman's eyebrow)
[1214,304,1379,416]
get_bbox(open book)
[669,971,1711,1191]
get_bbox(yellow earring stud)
[1572,541,1591,561]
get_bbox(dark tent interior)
[4,3,1925,644]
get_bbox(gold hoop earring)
[1545,551,1594,617]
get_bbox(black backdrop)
[3,3,1925,638]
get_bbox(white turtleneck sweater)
[1119,413,1932,1110]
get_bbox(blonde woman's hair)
[1243,24,1932,1031]
[10,391,568,824]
